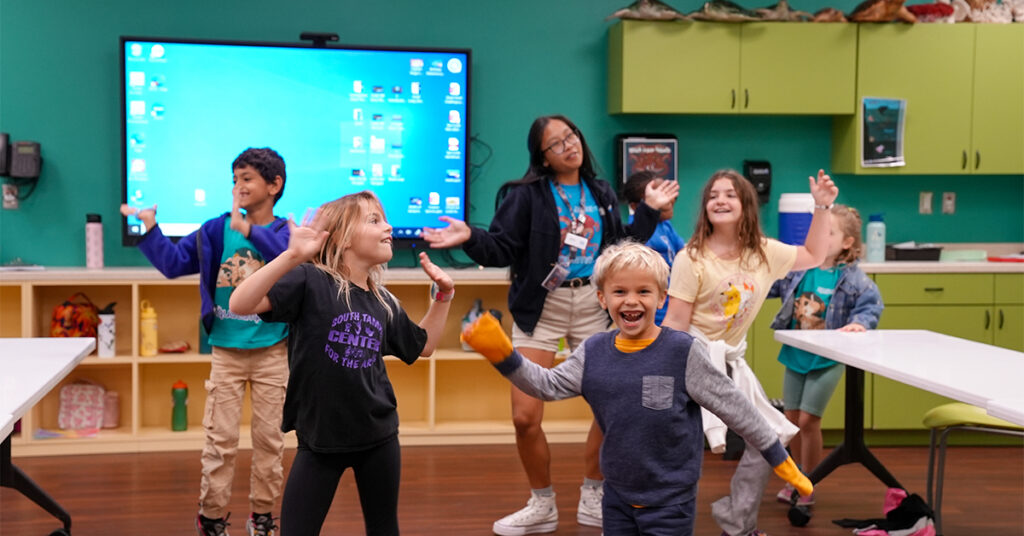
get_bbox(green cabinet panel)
[609,21,739,114]
[608,21,856,115]
[993,305,1023,351]
[740,23,856,115]
[874,273,994,305]
[971,25,1024,174]
[834,24,1024,174]
[879,304,993,343]
[748,300,860,430]
[872,375,954,429]
[994,274,1024,305]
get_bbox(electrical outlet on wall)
[1,184,18,210]
[942,192,956,214]
[919,191,933,214]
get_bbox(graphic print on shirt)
[794,292,826,330]
[557,210,600,266]
[712,273,756,331]
[217,247,263,288]
[326,310,383,369]
[215,247,264,322]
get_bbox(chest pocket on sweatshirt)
[641,375,674,410]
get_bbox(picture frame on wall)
[861,97,906,168]
[615,134,678,187]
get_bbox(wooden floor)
[2,443,1022,535]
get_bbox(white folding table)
[773,329,1024,488]
[1,337,95,535]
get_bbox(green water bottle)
[171,380,188,431]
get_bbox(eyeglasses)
[543,132,580,155]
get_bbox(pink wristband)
[431,282,455,302]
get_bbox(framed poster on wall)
[861,97,906,168]
[615,134,678,187]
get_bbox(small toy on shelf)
[606,0,690,20]
[848,0,918,22]
[906,2,956,22]
[812,7,849,21]
[689,0,761,21]
[756,0,813,21]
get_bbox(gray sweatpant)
[711,440,774,536]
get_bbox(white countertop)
[0,266,511,283]
[860,261,1024,273]
[986,397,1024,428]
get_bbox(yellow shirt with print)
[668,238,797,346]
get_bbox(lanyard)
[553,181,587,234]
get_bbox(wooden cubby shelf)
[1,267,593,457]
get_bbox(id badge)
[564,232,588,250]
[541,262,570,291]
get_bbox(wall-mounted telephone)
[10,141,42,179]
[0,133,43,207]
[743,160,771,206]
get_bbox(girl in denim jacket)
[768,204,883,507]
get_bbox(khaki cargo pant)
[198,340,288,519]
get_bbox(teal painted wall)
[1,1,1022,267]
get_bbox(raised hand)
[643,179,680,211]
[773,456,814,498]
[120,203,158,232]
[422,216,472,249]
[418,252,454,295]
[808,169,838,207]
[286,216,329,262]
[229,186,251,237]
[460,311,513,364]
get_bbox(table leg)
[806,366,902,488]
[1,434,72,531]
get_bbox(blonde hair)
[687,169,767,270]
[593,240,669,295]
[832,204,864,265]
[312,191,394,318]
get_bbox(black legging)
[281,436,401,535]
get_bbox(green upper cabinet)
[608,21,856,115]
[971,24,1024,174]
[739,23,856,114]
[833,24,1024,175]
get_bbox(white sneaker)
[576,485,603,528]
[492,493,558,536]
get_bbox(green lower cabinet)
[872,376,954,430]
[748,300,862,430]
[879,304,993,343]
[993,305,1024,351]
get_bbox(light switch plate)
[919,191,933,214]
[942,192,956,214]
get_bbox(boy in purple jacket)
[121,147,289,536]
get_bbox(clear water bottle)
[85,213,104,268]
[866,213,886,263]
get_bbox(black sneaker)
[196,512,231,536]
[247,512,278,536]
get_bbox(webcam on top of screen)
[300,32,339,47]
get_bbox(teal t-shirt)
[548,181,603,279]
[778,266,842,373]
[207,220,288,348]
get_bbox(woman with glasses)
[423,114,678,535]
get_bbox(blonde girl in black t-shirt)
[231,191,454,535]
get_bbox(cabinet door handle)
[923,287,944,292]
[984,310,991,330]
[962,150,968,170]
[998,309,1004,329]
[744,89,749,109]
[731,89,736,109]
[975,150,981,170]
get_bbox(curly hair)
[832,204,864,265]
[232,147,286,204]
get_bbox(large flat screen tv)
[120,36,470,247]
